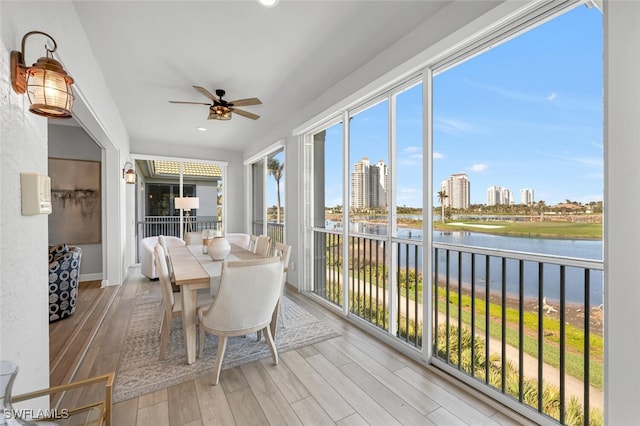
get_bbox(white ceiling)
[70,1,452,153]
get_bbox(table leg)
[182,285,197,364]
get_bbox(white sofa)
[140,236,185,279]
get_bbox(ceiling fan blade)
[192,86,219,102]
[169,101,212,105]
[229,97,262,107]
[232,108,260,120]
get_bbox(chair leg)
[198,324,205,358]
[211,336,228,385]
[263,326,279,365]
[159,301,165,335]
[269,300,280,339]
[159,317,170,360]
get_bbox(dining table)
[168,242,266,365]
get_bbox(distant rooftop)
[152,161,222,178]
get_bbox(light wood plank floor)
[53,267,535,426]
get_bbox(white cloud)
[468,163,488,172]
[402,146,423,160]
[433,151,444,159]
[403,146,421,154]
[466,78,557,104]
[434,117,477,135]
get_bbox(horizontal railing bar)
[434,242,602,270]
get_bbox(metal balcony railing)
[311,230,423,346]
[310,229,603,425]
[433,242,603,425]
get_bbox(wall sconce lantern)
[11,31,75,118]
[123,162,136,184]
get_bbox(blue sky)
[433,5,603,206]
[272,4,603,209]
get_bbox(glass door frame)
[244,140,286,239]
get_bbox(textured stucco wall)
[0,35,51,394]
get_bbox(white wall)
[1,0,129,392]
[603,0,640,422]
[0,35,50,395]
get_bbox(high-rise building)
[487,186,501,206]
[520,188,535,205]
[350,157,388,209]
[441,173,470,209]
[487,185,514,205]
[501,187,513,205]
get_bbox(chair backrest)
[199,257,284,333]
[254,235,272,257]
[225,233,251,249]
[248,235,258,252]
[158,235,168,253]
[273,242,291,274]
[154,244,175,317]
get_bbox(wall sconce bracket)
[10,50,27,94]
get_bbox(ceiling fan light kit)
[169,86,261,121]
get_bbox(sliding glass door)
[133,157,226,259]
[249,148,286,243]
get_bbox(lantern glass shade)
[26,65,74,118]
[124,169,136,184]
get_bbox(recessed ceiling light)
[257,0,279,8]
[197,127,207,132]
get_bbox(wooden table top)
[169,243,263,287]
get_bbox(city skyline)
[317,5,602,209]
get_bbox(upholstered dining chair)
[197,256,284,385]
[225,232,251,249]
[257,242,292,341]
[155,244,214,360]
[254,235,272,257]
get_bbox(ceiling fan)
[169,86,261,120]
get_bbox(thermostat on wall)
[21,172,52,215]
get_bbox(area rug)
[113,291,340,403]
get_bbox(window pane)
[311,122,343,228]
[267,150,285,243]
[395,83,423,240]
[252,159,265,235]
[349,100,389,235]
[183,161,221,232]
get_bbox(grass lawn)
[433,220,602,239]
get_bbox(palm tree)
[537,200,546,220]
[437,190,448,223]
[268,157,284,223]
